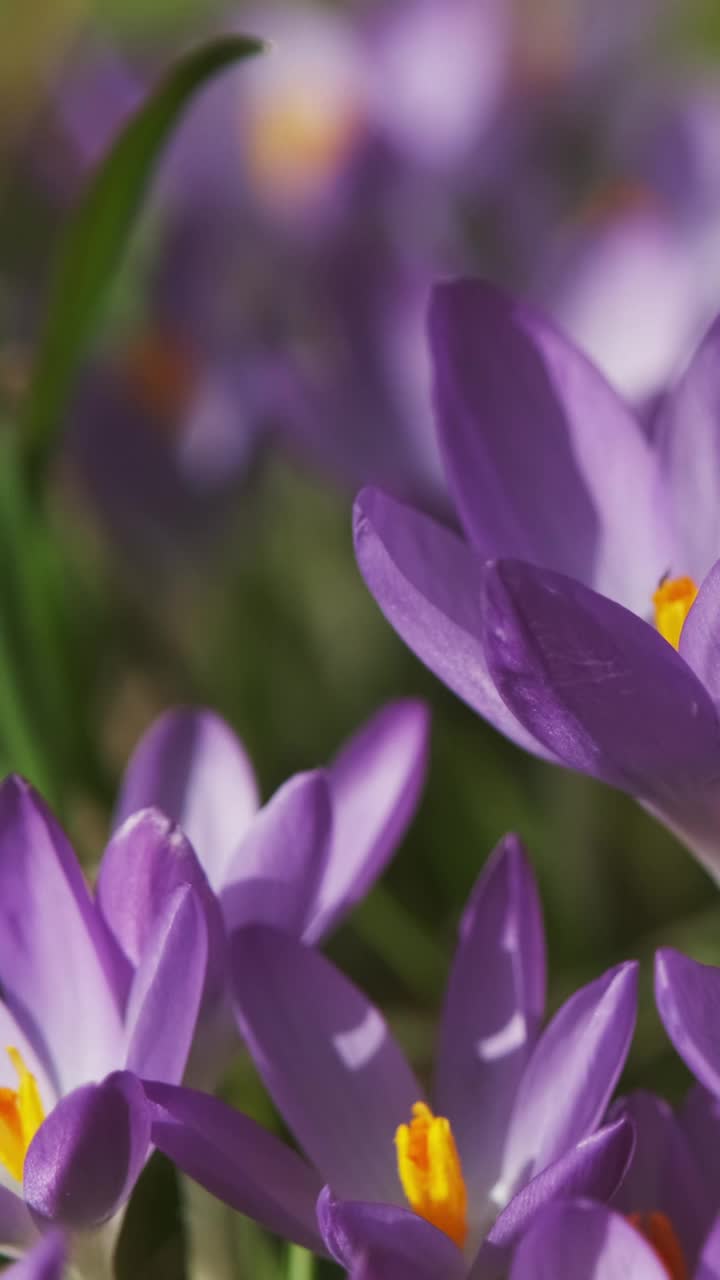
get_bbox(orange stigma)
[395,1102,467,1248]
[0,1047,45,1183]
[652,576,698,650]
[628,1211,689,1280]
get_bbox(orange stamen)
[628,1211,689,1280]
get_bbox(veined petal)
[353,488,554,760]
[317,1187,465,1280]
[124,886,207,1084]
[430,279,668,610]
[24,1072,150,1230]
[0,778,124,1094]
[435,836,545,1208]
[220,771,331,937]
[655,949,720,1097]
[115,708,260,893]
[499,963,637,1191]
[145,1083,324,1253]
[304,700,430,943]
[230,926,421,1203]
[508,1200,669,1280]
[4,1232,66,1280]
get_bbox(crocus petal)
[476,1117,635,1275]
[655,315,720,582]
[353,488,554,760]
[499,962,637,1191]
[24,1072,150,1230]
[679,559,720,701]
[430,279,668,611]
[680,1086,720,1203]
[0,777,124,1094]
[508,1201,668,1280]
[5,1232,66,1280]
[115,709,260,893]
[124,886,207,1084]
[698,1216,720,1280]
[304,700,430,943]
[317,1187,465,1280]
[0,1186,36,1256]
[96,808,225,997]
[655,948,720,1096]
[230,926,421,1203]
[219,772,331,936]
[483,559,720,808]
[435,836,546,1206]
[145,1082,324,1253]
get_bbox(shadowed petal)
[317,1187,465,1279]
[474,1118,635,1277]
[0,1186,36,1256]
[145,1083,324,1253]
[508,1201,668,1280]
[430,279,668,610]
[655,949,720,1097]
[24,1072,150,1230]
[499,963,637,1191]
[124,886,207,1083]
[230,927,421,1203]
[655,315,720,582]
[353,489,553,760]
[220,772,331,937]
[305,700,430,943]
[436,836,545,1205]
[5,1232,66,1279]
[679,560,720,701]
[96,808,225,997]
[115,709,260,893]
[680,1086,720,1203]
[483,559,720,806]
[0,778,124,1094]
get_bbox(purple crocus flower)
[0,776,208,1261]
[98,699,429,1085]
[354,279,720,879]
[142,836,637,1277]
[5,1233,66,1280]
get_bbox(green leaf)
[20,33,265,484]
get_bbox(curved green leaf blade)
[21,33,265,480]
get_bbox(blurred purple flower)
[5,1233,66,1280]
[354,279,720,878]
[0,775,207,1254]
[142,837,637,1274]
[98,699,429,1085]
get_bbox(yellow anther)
[628,1211,689,1280]
[395,1102,467,1248]
[652,576,698,650]
[0,1047,45,1183]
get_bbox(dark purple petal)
[435,836,545,1205]
[679,560,720,700]
[507,1201,668,1280]
[353,489,554,760]
[96,808,225,997]
[5,1232,66,1280]
[317,1187,465,1280]
[655,315,720,582]
[220,772,331,936]
[680,1086,720,1203]
[0,778,124,1094]
[124,886,207,1084]
[230,926,421,1203]
[115,709,259,893]
[24,1072,150,1230]
[476,1117,635,1274]
[483,559,720,804]
[430,279,668,610]
[655,948,720,1096]
[305,700,430,943]
[499,962,637,1190]
[145,1082,324,1253]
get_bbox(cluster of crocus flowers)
[354,278,720,882]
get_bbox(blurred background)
[2,0,720,1273]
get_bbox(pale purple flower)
[5,1233,66,1280]
[354,280,720,879]
[142,837,637,1277]
[99,700,429,1084]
